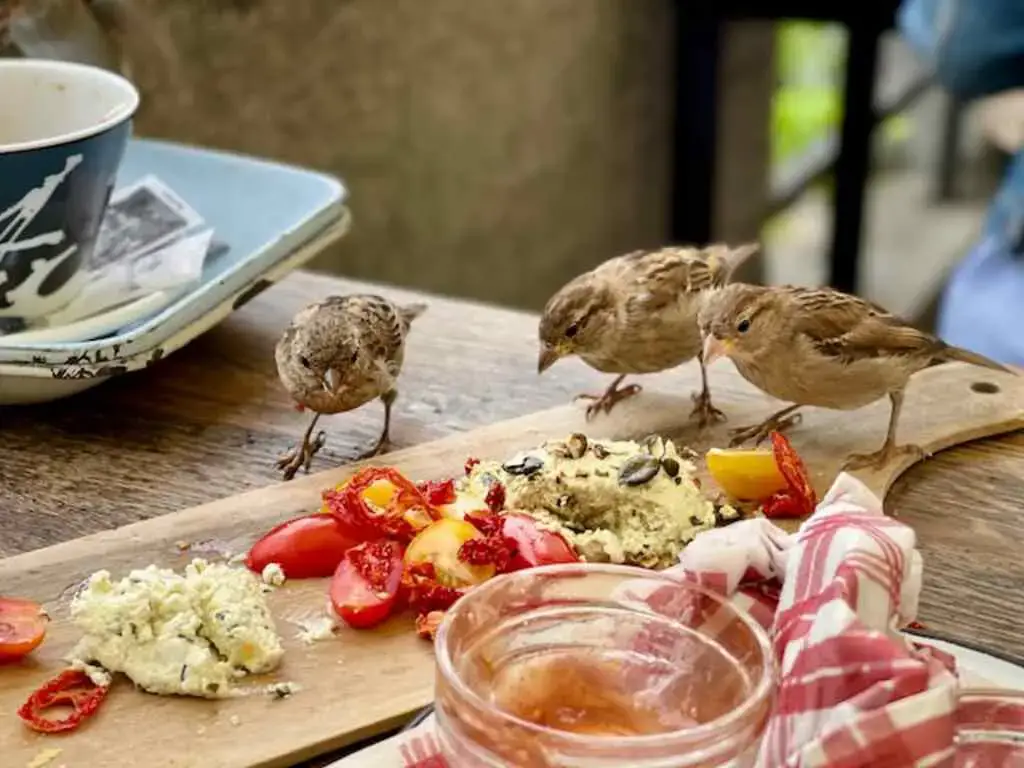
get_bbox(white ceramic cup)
[0,59,139,325]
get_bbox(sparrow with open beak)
[537,243,759,424]
[274,294,426,480]
[698,282,1015,468]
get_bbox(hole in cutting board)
[971,381,1000,395]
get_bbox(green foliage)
[771,23,913,170]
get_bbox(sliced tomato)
[0,598,48,663]
[502,513,579,571]
[246,513,364,579]
[322,467,442,543]
[405,519,496,587]
[330,539,405,629]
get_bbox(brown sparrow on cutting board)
[537,243,760,425]
[274,294,426,480]
[698,283,1015,469]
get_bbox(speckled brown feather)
[539,243,758,375]
[699,283,1013,412]
[275,294,425,415]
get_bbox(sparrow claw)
[728,412,802,448]
[842,442,929,472]
[575,382,643,421]
[690,390,726,428]
[276,430,327,481]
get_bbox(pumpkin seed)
[565,433,588,459]
[617,454,660,486]
[503,454,544,476]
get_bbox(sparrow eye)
[736,319,751,334]
[565,322,579,339]
[299,355,312,369]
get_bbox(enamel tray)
[0,137,348,366]
[0,213,349,404]
[0,138,351,404]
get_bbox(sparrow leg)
[574,374,643,421]
[277,412,327,481]
[843,390,929,470]
[690,351,726,427]
[728,404,803,447]
[355,389,397,460]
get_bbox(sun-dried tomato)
[402,562,465,614]
[484,483,506,513]
[418,478,457,507]
[460,512,517,573]
[348,539,403,593]
[464,511,502,537]
[458,537,516,573]
[415,610,445,641]
[18,669,110,734]
[323,467,442,543]
[761,491,807,519]
[464,457,481,475]
[767,432,817,517]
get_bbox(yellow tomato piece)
[362,478,397,509]
[705,448,788,501]
[319,477,397,514]
[405,519,496,587]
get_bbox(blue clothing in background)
[899,0,1024,364]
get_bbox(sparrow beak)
[323,368,343,394]
[702,335,731,367]
[537,344,562,374]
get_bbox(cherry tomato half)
[405,519,496,587]
[330,539,405,629]
[502,514,579,571]
[246,513,365,579]
[0,598,48,663]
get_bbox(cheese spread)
[456,434,740,569]
[68,559,284,698]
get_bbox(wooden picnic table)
[2,268,1023,674]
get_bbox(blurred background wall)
[9,0,1010,322]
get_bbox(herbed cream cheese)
[67,558,284,698]
[457,434,740,569]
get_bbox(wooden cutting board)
[2,362,1023,768]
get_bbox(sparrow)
[537,243,759,425]
[274,294,426,481]
[698,283,1015,469]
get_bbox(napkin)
[334,473,971,768]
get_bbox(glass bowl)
[433,563,775,768]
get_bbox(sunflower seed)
[618,454,660,486]
[503,455,544,476]
[660,457,680,478]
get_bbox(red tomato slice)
[246,513,364,579]
[405,519,496,587]
[502,514,578,571]
[0,598,48,663]
[329,539,405,629]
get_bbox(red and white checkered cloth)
[335,472,1001,768]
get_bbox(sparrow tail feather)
[938,344,1017,375]
[400,302,428,326]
